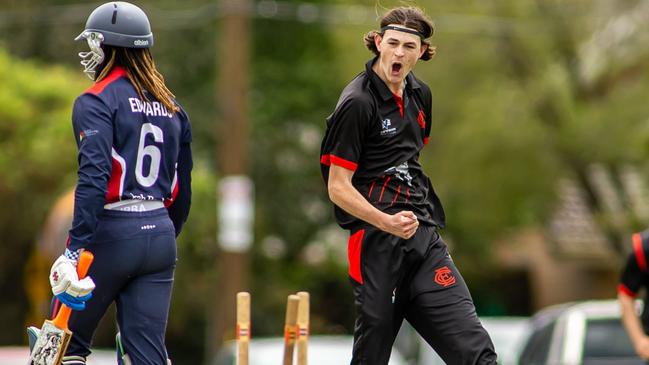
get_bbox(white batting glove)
[49,249,95,310]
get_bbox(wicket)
[236,291,310,365]
[236,292,251,365]
[296,292,309,365]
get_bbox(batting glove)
[49,249,96,311]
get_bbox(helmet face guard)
[75,31,105,80]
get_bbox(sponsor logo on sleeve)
[79,129,99,142]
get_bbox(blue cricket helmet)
[76,1,153,48]
[75,2,153,80]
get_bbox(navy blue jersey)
[68,66,192,251]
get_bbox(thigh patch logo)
[434,266,456,287]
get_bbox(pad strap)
[62,355,86,365]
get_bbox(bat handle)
[76,251,94,279]
[52,251,94,330]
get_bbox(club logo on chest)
[380,118,397,137]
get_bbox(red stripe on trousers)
[348,230,365,284]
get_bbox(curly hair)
[364,6,436,61]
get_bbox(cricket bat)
[282,295,300,365]
[236,292,251,365]
[296,291,310,365]
[28,251,94,365]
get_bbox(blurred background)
[2,0,649,364]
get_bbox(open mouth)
[391,62,402,75]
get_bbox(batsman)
[40,2,192,364]
[320,6,497,365]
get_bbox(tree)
[0,48,84,344]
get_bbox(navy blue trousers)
[347,225,497,365]
[51,208,177,365]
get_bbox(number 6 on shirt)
[135,123,164,187]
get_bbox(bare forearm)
[619,292,649,361]
[620,293,646,344]
[327,165,418,239]
[328,179,388,230]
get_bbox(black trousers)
[347,224,497,365]
[51,209,177,365]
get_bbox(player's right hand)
[49,252,95,311]
[382,211,419,239]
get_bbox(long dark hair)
[96,46,179,113]
[364,6,436,61]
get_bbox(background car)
[212,335,408,365]
[415,317,531,365]
[517,299,643,365]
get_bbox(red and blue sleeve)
[167,110,192,237]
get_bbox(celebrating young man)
[320,6,497,365]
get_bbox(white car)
[416,317,531,365]
[517,299,643,365]
[213,335,408,365]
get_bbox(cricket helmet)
[75,2,154,79]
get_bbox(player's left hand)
[49,251,96,311]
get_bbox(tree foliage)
[0,49,83,343]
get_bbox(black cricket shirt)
[320,58,445,230]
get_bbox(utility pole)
[207,0,253,362]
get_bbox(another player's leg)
[406,230,496,365]
[116,331,132,365]
[116,331,173,365]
